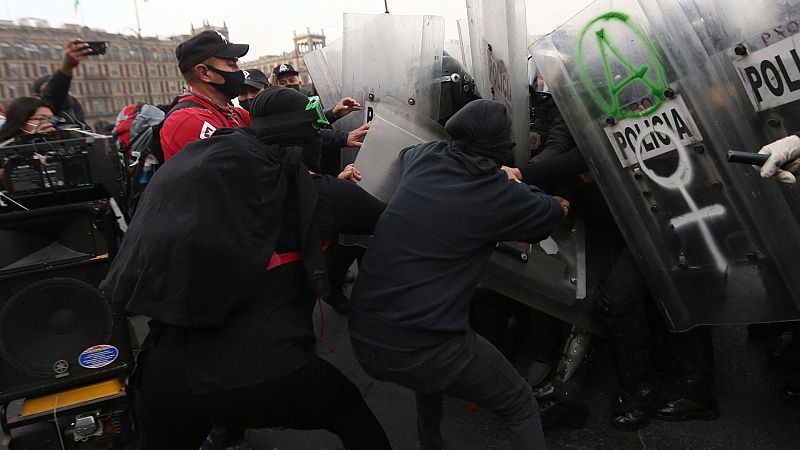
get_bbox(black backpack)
[112,98,201,218]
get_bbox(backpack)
[112,98,201,218]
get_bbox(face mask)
[206,66,245,99]
[239,98,253,111]
[285,84,301,92]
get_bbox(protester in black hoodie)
[102,87,389,450]
[349,99,565,450]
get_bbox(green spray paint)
[577,11,667,119]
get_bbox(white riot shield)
[340,14,445,135]
[530,0,800,330]
[303,38,343,111]
[465,0,530,165]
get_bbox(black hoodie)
[349,100,565,350]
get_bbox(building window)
[7,63,20,80]
[39,44,51,59]
[38,65,49,76]
[91,99,104,114]
[110,64,120,77]
[130,64,140,77]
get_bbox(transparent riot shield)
[457,19,474,76]
[465,0,530,165]
[340,13,444,135]
[530,0,800,330]
[303,38,343,111]
[352,97,447,203]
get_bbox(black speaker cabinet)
[0,203,132,405]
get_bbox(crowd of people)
[1,23,800,450]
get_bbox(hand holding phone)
[83,41,109,56]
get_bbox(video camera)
[0,133,124,212]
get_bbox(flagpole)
[133,0,153,104]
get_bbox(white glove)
[758,135,800,184]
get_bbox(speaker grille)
[0,278,112,377]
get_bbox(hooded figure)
[348,99,565,450]
[101,87,390,449]
[250,86,325,172]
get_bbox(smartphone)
[83,41,109,56]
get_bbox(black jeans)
[134,334,391,450]
[351,330,546,450]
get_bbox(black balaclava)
[445,99,514,166]
[249,87,322,172]
[207,66,245,99]
[239,98,254,112]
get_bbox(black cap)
[242,68,269,89]
[176,30,249,73]
[272,63,299,78]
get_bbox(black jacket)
[349,140,564,350]
[43,70,86,127]
[520,93,587,190]
[320,127,348,175]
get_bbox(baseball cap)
[243,69,269,89]
[176,30,249,73]
[272,63,299,78]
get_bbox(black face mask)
[207,66,245,99]
[285,84,301,92]
[239,98,253,111]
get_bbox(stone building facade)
[0,19,324,127]
[0,20,232,126]
[240,29,325,86]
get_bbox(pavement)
[3,298,798,449]
[241,301,800,450]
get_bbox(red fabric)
[113,103,142,155]
[265,241,331,271]
[159,94,251,161]
[265,251,303,270]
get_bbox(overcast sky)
[2,0,593,60]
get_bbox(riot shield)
[530,0,800,330]
[303,38,343,111]
[457,19,474,76]
[340,13,444,135]
[353,97,447,203]
[465,0,530,165]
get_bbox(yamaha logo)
[53,359,69,375]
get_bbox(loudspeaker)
[0,202,117,276]
[0,203,132,405]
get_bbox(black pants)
[134,334,391,450]
[325,242,364,296]
[352,330,545,450]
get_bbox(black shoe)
[610,381,661,432]
[611,391,651,431]
[785,387,800,406]
[653,395,719,422]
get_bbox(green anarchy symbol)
[577,11,667,119]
